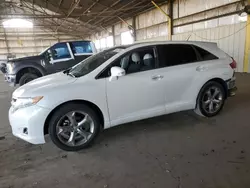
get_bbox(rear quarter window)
[193,45,218,61]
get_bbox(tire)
[196,81,226,117]
[19,73,39,86]
[48,103,101,151]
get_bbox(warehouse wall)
[0,27,80,61]
[90,0,248,72]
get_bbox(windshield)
[68,47,125,78]
[39,46,50,55]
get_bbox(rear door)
[156,44,201,111]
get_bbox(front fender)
[36,78,110,128]
[13,63,46,76]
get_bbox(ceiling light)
[2,19,33,28]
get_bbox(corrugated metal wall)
[89,0,248,72]
[0,27,80,60]
[136,4,169,41]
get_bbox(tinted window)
[193,46,218,61]
[99,47,156,78]
[71,41,93,54]
[157,44,198,67]
[50,43,71,60]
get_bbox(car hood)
[12,72,77,98]
[9,55,43,63]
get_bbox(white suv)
[9,41,237,151]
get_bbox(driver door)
[46,43,75,74]
[105,47,167,126]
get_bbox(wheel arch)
[43,100,105,135]
[16,67,43,84]
[196,77,228,105]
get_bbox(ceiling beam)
[54,0,80,32]
[36,0,101,33]
[83,0,121,26]
[93,0,147,26]
[55,0,64,14]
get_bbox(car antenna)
[186,34,192,41]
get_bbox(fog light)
[23,128,28,134]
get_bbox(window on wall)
[100,38,106,49]
[121,31,134,45]
[106,36,114,48]
[94,40,101,50]
[94,36,114,51]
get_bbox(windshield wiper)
[63,68,71,74]
[63,68,75,77]
[67,72,75,78]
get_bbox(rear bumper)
[226,77,236,97]
[228,86,237,97]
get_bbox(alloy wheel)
[202,86,223,114]
[56,111,94,147]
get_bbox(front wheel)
[19,73,38,86]
[48,103,101,151]
[196,81,226,117]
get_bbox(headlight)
[11,96,43,113]
[7,63,14,72]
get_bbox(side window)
[122,48,156,74]
[98,47,156,78]
[193,46,218,61]
[71,41,93,55]
[157,44,198,68]
[50,43,71,60]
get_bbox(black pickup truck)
[1,40,96,86]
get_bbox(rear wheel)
[19,73,38,86]
[196,81,226,117]
[48,103,100,151]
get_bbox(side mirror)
[52,49,58,57]
[109,66,125,81]
[45,50,52,61]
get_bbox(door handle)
[196,66,208,72]
[152,75,164,80]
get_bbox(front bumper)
[4,74,16,87]
[9,105,51,144]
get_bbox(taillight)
[230,58,237,69]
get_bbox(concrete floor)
[0,73,250,188]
